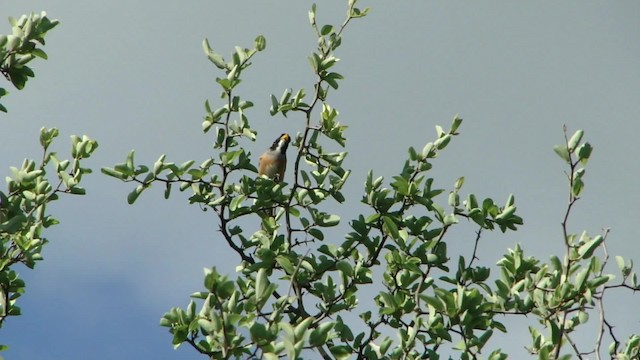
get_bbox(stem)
[555,125,578,359]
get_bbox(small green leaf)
[309,228,324,240]
[318,214,340,227]
[382,216,399,239]
[101,167,126,180]
[164,182,172,199]
[125,150,135,171]
[336,261,353,277]
[421,142,434,158]
[567,129,584,151]
[308,54,320,72]
[276,255,294,274]
[329,345,351,360]
[443,214,457,225]
[324,72,343,89]
[434,134,451,150]
[454,176,464,190]
[553,145,570,164]
[127,185,144,204]
[578,235,603,259]
[310,321,335,346]
[294,317,314,341]
[616,255,626,270]
[408,146,418,161]
[255,268,268,301]
[450,115,463,133]
[254,35,266,51]
[229,195,246,211]
[203,38,227,70]
[320,24,334,36]
[577,142,593,165]
[308,4,316,25]
[572,177,584,197]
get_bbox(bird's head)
[271,133,290,153]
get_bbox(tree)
[0,12,58,113]
[103,2,639,359]
[0,13,98,351]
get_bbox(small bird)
[258,133,290,183]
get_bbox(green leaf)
[31,48,48,60]
[69,186,86,195]
[324,72,343,89]
[408,146,418,161]
[589,274,614,288]
[127,185,144,204]
[329,345,351,360]
[567,129,584,151]
[318,214,340,227]
[310,321,335,346]
[443,214,457,226]
[549,320,560,345]
[382,216,399,239]
[577,142,593,165]
[269,94,280,115]
[308,53,321,72]
[254,35,266,51]
[249,322,269,343]
[308,4,316,25]
[574,267,589,290]
[309,228,324,240]
[454,176,464,190]
[320,24,334,36]
[255,268,268,304]
[294,317,314,341]
[434,134,451,150]
[421,142,434,158]
[336,261,353,277]
[229,195,246,211]
[553,145,570,164]
[572,177,584,197]
[379,336,393,355]
[276,255,294,274]
[496,205,516,221]
[578,235,603,259]
[216,78,232,91]
[39,127,59,150]
[6,34,21,51]
[450,115,463,133]
[615,256,626,272]
[125,150,135,171]
[203,38,227,70]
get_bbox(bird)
[257,133,290,226]
[258,133,290,183]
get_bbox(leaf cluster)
[0,128,98,350]
[0,12,59,112]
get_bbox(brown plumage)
[258,133,290,183]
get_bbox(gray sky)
[2,1,639,359]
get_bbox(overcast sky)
[2,1,639,359]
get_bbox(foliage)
[0,12,59,113]
[104,1,640,359]
[0,13,98,352]
[0,128,98,350]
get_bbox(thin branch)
[468,228,483,268]
[565,333,586,360]
[555,125,578,360]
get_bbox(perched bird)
[258,133,290,183]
